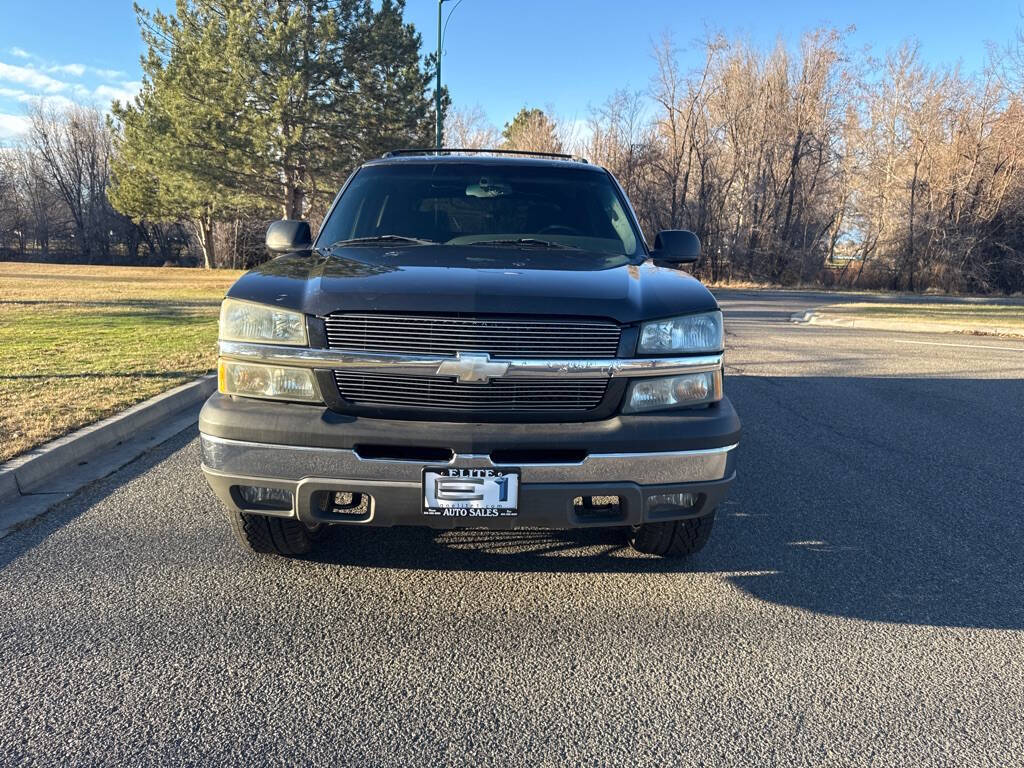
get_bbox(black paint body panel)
[225,246,719,325]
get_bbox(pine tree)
[501,108,563,153]
[110,0,437,266]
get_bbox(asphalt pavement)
[1,290,1022,767]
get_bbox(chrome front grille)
[323,313,622,359]
[334,372,609,412]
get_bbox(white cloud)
[2,49,125,82]
[0,87,79,111]
[92,67,126,80]
[47,63,86,77]
[0,86,30,100]
[0,53,140,117]
[0,113,30,141]
[0,61,68,93]
[93,81,142,106]
[1,85,85,110]
[38,94,79,111]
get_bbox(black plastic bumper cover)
[198,393,741,454]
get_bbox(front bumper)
[199,394,740,529]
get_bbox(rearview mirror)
[266,220,312,252]
[650,230,700,264]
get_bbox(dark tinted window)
[317,163,642,257]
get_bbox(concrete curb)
[0,375,216,536]
[790,310,815,324]
[790,310,1024,338]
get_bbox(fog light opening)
[647,492,699,514]
[315,490,372,518]
[236,485,293,511]
[333,492,364,511]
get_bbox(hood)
[226,245,719,325]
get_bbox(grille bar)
[335,372,609,412]
[324,313,621,359]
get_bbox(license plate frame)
[422,467,520,519]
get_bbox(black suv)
[199,149,741,558]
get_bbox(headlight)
[219,298,307,346]
[218,359,322,402]
[623,370,721,413]
[638,311,723,354]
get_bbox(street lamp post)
[435,0,445,149]
[436,0,464,149]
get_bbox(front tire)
[227,511,326,556]
[627,510,715,557]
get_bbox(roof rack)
[382,147,589,164]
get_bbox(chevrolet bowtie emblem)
[436,352,510,384]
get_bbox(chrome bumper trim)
[199,433,737,486]
[217,340,723,379]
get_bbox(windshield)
[316,162,644,258]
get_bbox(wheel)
[627,510,716,557]
[227,511,326,556]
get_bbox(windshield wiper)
[327,235,437,248]
[466,238,578,250]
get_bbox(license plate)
[423,467,520,518]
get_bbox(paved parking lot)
[2,290,1022,766]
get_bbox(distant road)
[2,290,1022,767]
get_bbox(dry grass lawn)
[821,302,1024,333]
[0,263,244,464]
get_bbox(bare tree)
[0,150,19,251]
[445,105,501,148]
[15,149,68,255]
[585,89,659,236]
[25,103,115,262]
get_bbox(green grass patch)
[0,263,244,463]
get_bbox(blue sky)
[1,0,1022,142]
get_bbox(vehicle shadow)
[307,374,1024,630]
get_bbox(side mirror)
[650,229,700,264]
[266,220,312,252]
